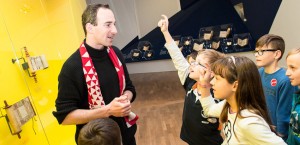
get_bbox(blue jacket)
[259,67,297,140]
[287,90,300,145]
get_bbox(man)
[53,4,137,145]
[254,34,297,141]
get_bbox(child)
[78,118,121,145]
[186,51,198,64]
[285,48,300,145]
[198,56,286,144]
[254,34,297,140]
[158,14,224,145]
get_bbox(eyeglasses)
[253,49,277,56]
[190,61,207,69]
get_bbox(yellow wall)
[0,0,86,145]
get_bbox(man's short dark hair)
[82,4,110,35]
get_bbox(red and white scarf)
[79,43,138,127]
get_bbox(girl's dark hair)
[211,56,275,137]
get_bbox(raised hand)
[197,65,213,97]
[199,64,213,87]
[158,14,169,33]
[158,14,174,44]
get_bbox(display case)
[233,33,253,52]
[192,38,205,51]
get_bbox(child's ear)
[275,50,282,59]
[232,81,238,91]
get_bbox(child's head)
[211,56,272,126]
[286,48,300,87]
[189,49,225,81]
[78,118,121,145]
[254,34,285,67]
[196,49,226,66]
[186,51,198,64]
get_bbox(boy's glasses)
[190,61,207,69]
[253,49,277,56]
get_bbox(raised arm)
[200,95,225,118]
[158,15,190,85]
[158,15,173,44]
[198,68,224,117]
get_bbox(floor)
[130,71,187,145]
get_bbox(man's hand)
[106,96,131,117]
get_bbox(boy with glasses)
[254,34,298,141]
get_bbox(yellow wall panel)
[0,0,86,144]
